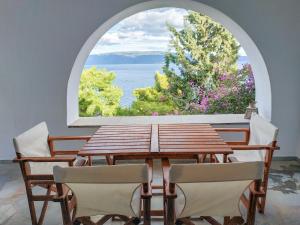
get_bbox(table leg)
[223,154,228,163]
[88,156,92,166]
[105,155,113,165]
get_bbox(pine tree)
[163,11,240,111]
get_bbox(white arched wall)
[67,0,272,125]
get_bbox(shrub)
[79,67,123,117]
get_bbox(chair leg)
[88,156,92,166]
[200,216,221,225]
[37,185,52,225]
[27,193,38,225]
[224,217,230,225]
[177,218,195,225]
[198,154,207,163]
[105,155,113,165]
[25,183,53,225]
[258,166,271,214]
[227,217,244,225]
[143,198,151,225]
[247,181,260,225]
[166,199,175,225]
[258,150,273,214]
[24,182,40,225]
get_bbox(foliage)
[116,72,176,116]
[163,11,241,111]
[79,67,123,116]
[204,64,255,114]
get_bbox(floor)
[0,160,299,225]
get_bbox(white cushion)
[249,113,279,145]
[216,150,262,163]
[13,122,50,157]
[30,162,69,175]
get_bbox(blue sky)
[90,8,247,56]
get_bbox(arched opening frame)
[67,0,271,126]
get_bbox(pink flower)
[219,73,227,81]
[199,96,209,112]
[152,112,159,116]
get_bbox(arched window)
[67,1,271,125]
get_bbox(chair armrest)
[53,150,80,155]
[13,156,76,163]
[48,136,91,141]
[162,158,177,199]
[229,145,279,150]
[48,135,91,156]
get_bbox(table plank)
[158,123,232,155]
[150,124,159,153]
[79,123,233,157]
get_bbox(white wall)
[0,0,300,159]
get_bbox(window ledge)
[68,114,249,127]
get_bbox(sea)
[85,58,248,107]
[85,63,163,107]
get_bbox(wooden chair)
[53,163,152,225]
[13,121,91,225]
[162,158,264,225]
[213,113,279,213]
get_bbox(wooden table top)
[79,124,233,157]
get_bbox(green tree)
[79,67,123,117]
[116,72,176,116]
[163,11,240,111]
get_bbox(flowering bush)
[201,64,255,114]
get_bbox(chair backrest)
[13,122,58,175]
[169,162,263,218]
[248,113,279,161]
[13,122,50,157]
[53,164,149,218]
[249,113,279,146]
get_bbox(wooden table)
[79,124,233,217]
[79,124,233,163]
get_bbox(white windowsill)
[68,114,249,127]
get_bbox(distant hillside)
[85,52,165,65]
[85,51,249,65]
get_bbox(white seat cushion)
[30,161,69,174]
[216,150,262,163]
[30,158,86,174]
